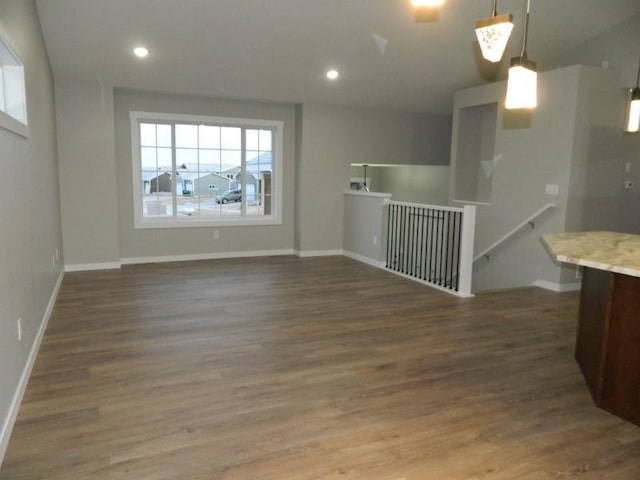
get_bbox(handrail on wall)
[473,203,555,263]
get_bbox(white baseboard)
[531,280,581,292]
[0,270,64,467]
[65,261,121,272]
[120,249,295,265]
[342,250,386,269]
[385,267,474,298]
[294,249,344,258]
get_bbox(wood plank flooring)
[1,256,639,479]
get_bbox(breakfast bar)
[543,231,640,426]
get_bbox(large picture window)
[130,111,283,228]
[0,32,28,137]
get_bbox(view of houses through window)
[132,113,279,227]
[0,33,28,136]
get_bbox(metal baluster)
[386,204,393,268]
[419,206,425,279]
[455,211,462,291]
[428,208,434,282]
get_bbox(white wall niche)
[452,102,497,204]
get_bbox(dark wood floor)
[2,256,639,479]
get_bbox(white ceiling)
[35,0,640,114]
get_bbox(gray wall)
[451,66,604,291]
[551,14,640,237]
[295,103,451,253]
[0,0,62,461]
[379,166,450,205]
[453,64,636,292]
[457,15,640,291]
[548,14,640,91]
[56,81,120,267]
[411,113,452,165]
[350,165,450,205]
[343,192,390,263]
[114,89,296,260]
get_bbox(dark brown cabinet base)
[576,267,640,426]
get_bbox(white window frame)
[0,26,28,137]
[130,111,283,229]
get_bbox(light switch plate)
[545,184,559,196]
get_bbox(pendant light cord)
[491,0,497,16]
[521,0,531,58]
[636,54,640,88]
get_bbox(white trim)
[0,110,28,138]
[342,250,386,269]
[120,249,295,265]
[457,204,476,297]
[389,200,465,213]
[65,262,122,272]
[451,199,491,206]
[530,280,581,292]
[131,111,283,128]
[294,249,344,258]
[133,216,282,229]
[129,111,284,230]
[385,267,475,298]
[343,250,474,297]
[343,190,392,199]
[0,29,28,137]
[0,271,64,467]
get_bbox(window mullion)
[241,127,247,217]
[171,123,177,218]
[197,124,201,215]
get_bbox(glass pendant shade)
[626,88,640,133]
[475,13,514,63]
[505,57,537,109]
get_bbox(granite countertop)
[542,231,640,278]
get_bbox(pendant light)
[624,56,640,133]
[411,0,444,22]
[475,0,514,63]
[505,0,537,110]
[411,0,445,7]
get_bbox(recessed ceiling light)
[133,46,149,58]
[326,69,339,80]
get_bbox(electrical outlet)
[17,318,22,341]
[213,230,220,240]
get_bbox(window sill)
[0,111,28,138]
[134,216,282,229]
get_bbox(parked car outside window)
[215,189,242,204]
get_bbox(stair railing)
[473,203,555,263]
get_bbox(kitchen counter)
[543,231,640,427]
[542,231,640,277]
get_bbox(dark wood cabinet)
[575,267,640,426]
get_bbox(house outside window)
[130,111,283,228]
